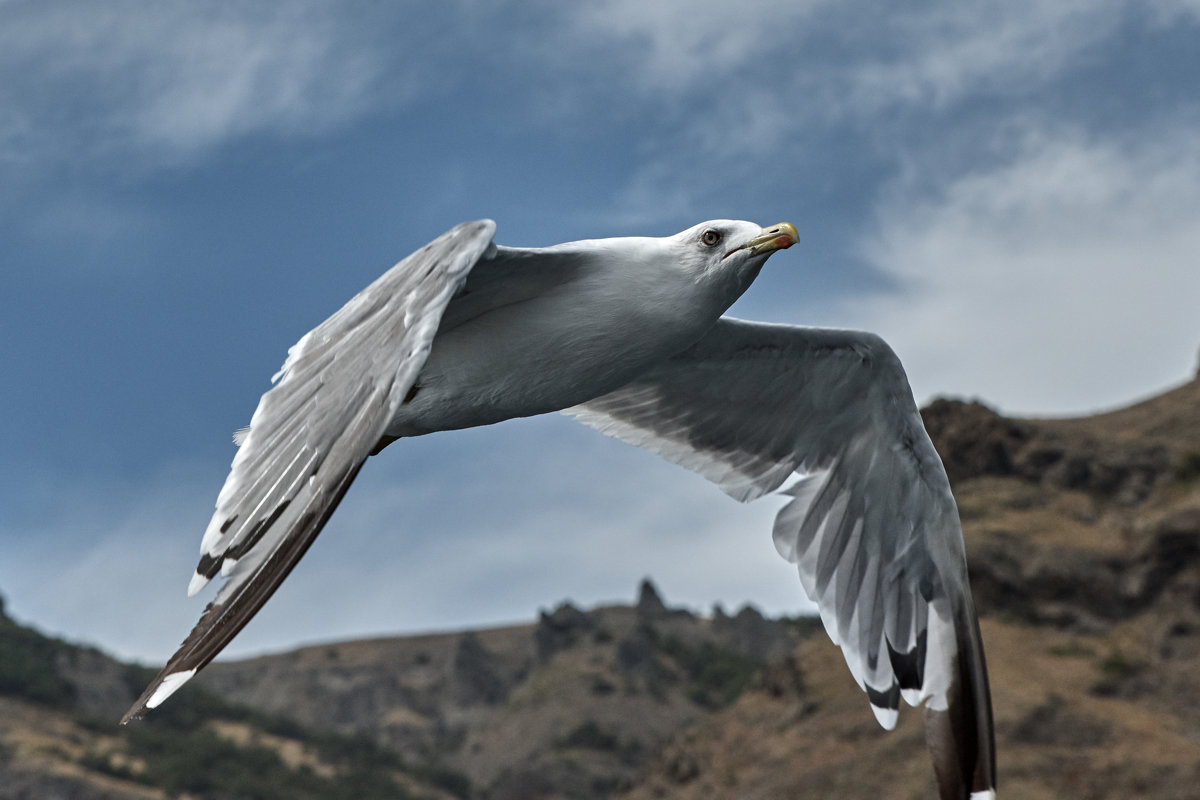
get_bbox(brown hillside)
[199,582,801,799]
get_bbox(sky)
[2,0,1199,666]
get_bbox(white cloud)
[0,0,1172,190]
[1148,0,1200,23]
[552,0,1125,118]
[551,0,1138,232]
[853,123,1200,415]
[558,0,828,92]
[552,0,1121,111]
[0,1,409,166]
[825,1,1123,113]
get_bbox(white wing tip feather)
[870,702,899,730]
[187,571,209,597]
[971,792,997,800]
[199,519,225,558]
[145,669,197,709]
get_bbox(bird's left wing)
[565,318,995,800]
[122,220,496,724]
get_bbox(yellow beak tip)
[774,222,799,247]
[757,222,798,253]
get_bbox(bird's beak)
[725,222,799,259]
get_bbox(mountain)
[196,580,803,799]
[2,368,1198,799]
[0,593,483,800]
[0,578,804,800]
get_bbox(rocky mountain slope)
[197,581,802,800]
[2,369,1198,799]
[0,593,482,800]
[0,578,804,800]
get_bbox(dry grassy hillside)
[199,583,803,799]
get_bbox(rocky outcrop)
[452,631,511,705]
[921,399,1030,483]
[968,506,1200,633]
[534,601,595,661]
[922,398,1172,503]
[711,604,796,662]
[635,578,668,617]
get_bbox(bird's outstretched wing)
[122,220,497,724]
[566,318,996,800]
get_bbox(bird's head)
[671,219,798,296]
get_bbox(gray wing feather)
[566,318,995,799]
[122,220,496,723]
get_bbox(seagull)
[122,219,996,799]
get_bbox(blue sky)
[2,0,1199,665]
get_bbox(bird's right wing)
[566,318,995,800]
[121,220,496,724]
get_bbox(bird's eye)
[700,229,722,247]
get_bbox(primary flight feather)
[124,219,996,800]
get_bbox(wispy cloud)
[550,0,1149,231]
[3,0,1192,178]
[555,0,829,93]
[0,0,1171,194]
[0,1,414,168]
[1148,0,1200,23]
[553,0,1126,119]
[854,121,1200,414]
[548,0,1121,111]
[820,1,1123,113]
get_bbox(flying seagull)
[123,219,996,799]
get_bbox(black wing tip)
[865,682,901,729]
[121,670,165,725]
[122,463,369,725]
[925,612,997,800]
[887,628,928,691]
[926,702,996,800]
[120,665,199,725]
[119,703,147,726]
